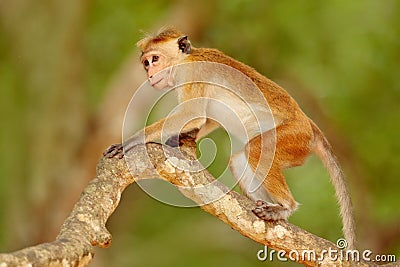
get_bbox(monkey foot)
[103,143,124,159]
[252,200,289,221]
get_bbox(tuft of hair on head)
[137,26,184,52]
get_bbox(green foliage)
[1,0,399,265]
[85,0,170,104]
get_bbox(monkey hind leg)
[230,151,275,203]
[240,125,312,221]
[252,166,298,221]
[230,151,297,220]
[230,150,297,221]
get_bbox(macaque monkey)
[104,27,356,248]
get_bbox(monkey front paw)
[103,143,124,159]
[165,131,197,147]
[252,200,290,221]
[165,135,181,147]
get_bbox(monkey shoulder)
[188,47,226,63]
[188,48,298,118]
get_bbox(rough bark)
[0,139,397,266]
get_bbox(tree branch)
[0,138,397,266]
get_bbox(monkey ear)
[178,36,191,54]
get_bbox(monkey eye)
[152,55,159,63]
[143,59,149,68]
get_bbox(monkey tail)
[309,119,356,250]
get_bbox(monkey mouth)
[149,78,163,87]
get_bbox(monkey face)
[140,51,169,89]
[141,53,175,90]
[139,34,191,90]
[141,52,166,78]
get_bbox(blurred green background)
[0,0,399,266]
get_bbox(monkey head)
[138,28,192,90]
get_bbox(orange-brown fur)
[106,27,356,249]
[186,45,315,213]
